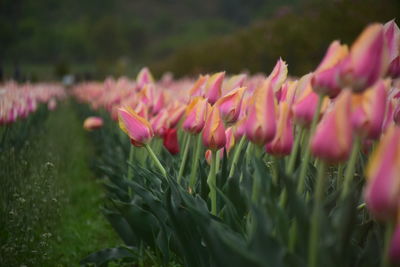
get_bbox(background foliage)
[1,0,399,80]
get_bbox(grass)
[0,101,120,266]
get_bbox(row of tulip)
[0,81,66,125]
[75,20,400,267]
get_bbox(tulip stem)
[286,127,304,175]
[336,164,344,189]
[340,135,361,200]
[189,134,202,191]
[177,133,192,184]
[127,145,135,180]
[144,144,167,178]
[207,150,218,215]
[229,136,246,178]
[297,94,324,195]
[381,221,395,267]
[308,160,327,267]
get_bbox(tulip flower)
[167,101,186,128]
[163,128,180,155]
[394,103,400,125]
[389,221,400,264]
[83,116,104,131]
[136,67,155,88]
[266,103,293,156]
[292,73,324,126]
[118,107,154,147]
[233,116,247,140]
[365,125,400,221]
[183,96,209,134]
[245,80,277,145]
[202,106,226,150]
[215,87,245,124]
[388,56,400,78]
[384,20,400,64]
[223,74,246,94]
[351,79,388,139]
[310,90,353,163]
[312,41,349,97]
[224,127,235,155]
[47,98,57,110]
[150,111,170,137]
[189,75,209,98]
[205,149,212,165]
[204,72,225,105]
[340,24,389,92]
[268,58,288,93]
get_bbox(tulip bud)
[394,103,400,125]
[215,87,245,124]
[183,96,209,134]
[204,72,225,105]
[47,98,57,110]
[268,58,288,93]
[365,125,400,221]
[118,107,154,147]
[189,75,209,98]
[136,67,155,88]
[266,103,293,156]
[205,149,212,165]
[245,80,277,145]
[150,111,170,137]
[163,128,180,155]
[311,90,353,163]
[233,116,247,139]
[389,221,400,265]
[384,20,400,63]
[202,106,226,150]
[223,74,246,94]
[312,41,349,97]
[341,24,389,92]
[292,73,322,126]
[388,56,400,78]
[351,79,388,139]
[168,101,186,128]
[224,127,235,155]
[83,116,104,131]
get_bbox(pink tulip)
[224,127,235,155]
[136,67,155,88]
[266,103,293,156]
[268,58,288,93]
[202,106,226,150]
[365,125,400,221]
[351,79,388,139]
[118,107,154,147]
[384,20,400,64]
[292,73,323,126]
[341,24,389,92]
[167,102,186,128]
[245,79,277,145]
[233,116,247,140]
[183,96,210,134]
[312,41,349,97]
[204,72,225,105]
[223,74,247,94]
[83,116,104,131]
[215,87,245,124]
[311,90,353,163]
[189,75,209,98]
[150,111,170,137]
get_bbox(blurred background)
[1,0,399,81]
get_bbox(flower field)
[2,20,400,267]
